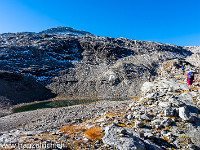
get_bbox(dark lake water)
[12,97,130,113]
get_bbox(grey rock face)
[141,79,189,96]
[102,124,146,150]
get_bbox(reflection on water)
[12,97,130,113]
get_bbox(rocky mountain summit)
[0,27,200,149]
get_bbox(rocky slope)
[0,71,55,117]
[0,27,193,101]
[185,46,200,66]
[0,67,200,149]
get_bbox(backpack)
[182,66,185,70]
[188,72,194,79]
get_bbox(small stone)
[75,118,82,123]
[83,137,90,143]
[59,135,69,141]
[64,118,71,123]
[127,114,134,120]
[126,122,132,125]
[34,137,39,141]
[104,116,109,119]
[155,125,162,129]
[161,117,171,127]
[138,132,144,138]
[144,133,154,139]
[159,102,169,108]
[151,119,162,125]
[177,130,184,134]
[51,132,58,135]
[140,114,151,121]
[113,119,119,124]
[131,107,135,111]
[103,124,146,150]
[123,114,128,118]
[168,87,173,92]
[100,123,106,127]
[119,133,126,137]
[173,140,181,149]
[164,107,174,117]
[135,121,145,128]
[129,102,135,107]
[161,130,167,134]
[187,143,196,149]
[117,128,127,135]
[155,101,159,105]
[95,140,101,144]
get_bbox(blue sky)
[0,0,200,46]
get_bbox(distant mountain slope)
[0,27,193,100]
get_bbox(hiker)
[187,70,194,91]
[181,65,185,75]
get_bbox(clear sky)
[0,0,200,46]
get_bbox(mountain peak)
[39,26,93,35]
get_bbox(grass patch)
[60,125,86,134]
[84,127,104,141]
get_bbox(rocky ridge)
[0,27,193,100]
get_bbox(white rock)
[178,106,193,122]
[151,119,162,125]
[159,102,169,108]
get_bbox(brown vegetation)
[84,127,104,141]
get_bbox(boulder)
[141,79,188,96]
[143,139,163,150]
[178,106,194,122]
[168,97,184,107]
[102,124,146,150]
[188,128,200,147]
[178,93,195,106]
